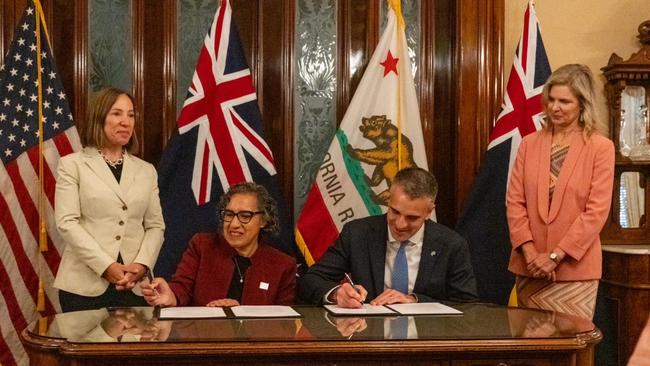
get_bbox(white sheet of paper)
[386,302,462,315]
[230,305,300,318]
[159,306,227,319]
[324,304,397,315]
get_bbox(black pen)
[146,268,158,296]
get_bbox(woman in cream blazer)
[54,87,164,312]
[507,64,614,320]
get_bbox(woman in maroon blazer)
[142,182,296,306]
[507,64,614,320]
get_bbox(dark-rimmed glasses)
[220,209,263,224]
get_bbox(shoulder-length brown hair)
[541,64,601,137]
[81,87,139,154]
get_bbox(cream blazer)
[506,130,614,281]
[54,147,165,296]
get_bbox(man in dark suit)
[298,167,478,308]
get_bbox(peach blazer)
[506,130,614,281]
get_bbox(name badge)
[259,282,269,290]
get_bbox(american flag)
[456,2,550,305]
[155,0,296,279]
[0,2,80,365]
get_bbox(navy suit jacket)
[298,215,478,304]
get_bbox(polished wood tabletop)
[21,303,601,366]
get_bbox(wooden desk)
[601,244,650,365]
[21,304,601,366]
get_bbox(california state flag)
[295,0,428,265]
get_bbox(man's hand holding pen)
[332,273,417,308]
[334,283,368,308]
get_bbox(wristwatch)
[549,252,560,264]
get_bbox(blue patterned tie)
[390,316,409,339]
[392,241,409,294]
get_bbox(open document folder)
[159,307,227,319]
[230,306,300,318]
[385,303,463,315]
[324,303,462,316]
[158,305,300,319]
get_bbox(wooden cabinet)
[601,245,650,366]
[600,20,650,366]
[601,20,650,243]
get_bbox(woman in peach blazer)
[507,64,614,320]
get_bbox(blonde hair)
[541,64,601,136]
[81,87,139,154]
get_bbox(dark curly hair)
[216,182,280,238]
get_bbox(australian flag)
[456,2,551,305]
[155,0,295,279]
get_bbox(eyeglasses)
[220,209,263,224]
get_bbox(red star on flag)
[380,50,399,76]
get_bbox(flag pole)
[388,0,405,170]
[34,0,47,313]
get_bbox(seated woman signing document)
[142,183,296,307]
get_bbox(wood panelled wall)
[1,0,503,228]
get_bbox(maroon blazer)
[168,233,296,306]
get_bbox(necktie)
[392,241,409,294]
[389,316,409,339]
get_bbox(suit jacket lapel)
[83,147,126,204]
[216,241,235,300]
[119,153,137,198]
[548,133,585,222]
[536,131,552,223]
[414,221,441,293]
[369,218,387,297]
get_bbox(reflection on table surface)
[31,303,597,343]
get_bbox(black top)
[227,255,252,302]
[105,161,123,182]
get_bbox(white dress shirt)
[323,223,426,303]
[384,223,425,294]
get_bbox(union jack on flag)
[155,0,295,279]
[487,2,550,169]
[457,1,550,305]
[177,0,276,205]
